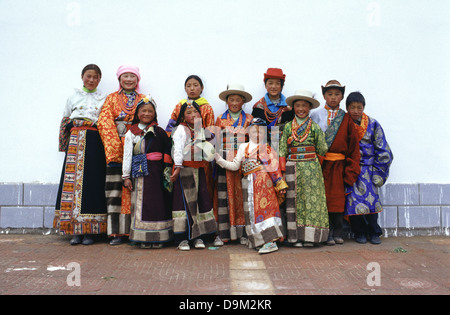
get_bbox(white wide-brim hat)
[286,89,320,109]
[218,83,252,103]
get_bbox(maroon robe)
[320,113,360,213]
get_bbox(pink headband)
[116,65,141,92]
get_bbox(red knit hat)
[263,68,286,82]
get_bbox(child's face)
[82,69,101,91]
[184,107,201,126]
[119,72,138,91]
[265,79,282,99]
[227,94,245,113]
[293,100,312,119]
[137,104,156,124]
[347,102,365,121]
[185,78,203,100]
[323,88,343,109]
[248,125,266,143]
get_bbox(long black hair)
[174,101,202,127]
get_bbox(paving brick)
[0,235,449,296]
[0,183,23,206]
[419,184,450,205]
[23,183,58,206]
[379,184,419,206]
[0,207,44,228]
[398,206,441,228]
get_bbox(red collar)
[129,121,157,136]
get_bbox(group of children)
[54,65,393,254]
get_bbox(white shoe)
[258,241,278,254]
[213,236,224,246]
[240,237,248,245]
[293,242,303,248]
[178,240,190,251]
[194,239,205,249]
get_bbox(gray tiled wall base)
[0,183,449,236]
[0,183,58,234]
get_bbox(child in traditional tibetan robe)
[280,89,329,247]
[310,80,361,246]
[251,68,294,146]
[344,91,393,245]
[165,75,215,135]
[122,96,174,249]
[215,118,288,254]
[165,75,215,203]
[170,102,217,251]
[213,84,253,247]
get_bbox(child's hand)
[279,188,287,195]
[170,167,181,182]
[123,178,133,191]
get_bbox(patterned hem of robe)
[285,162,329,243]
[54,123,107,235]
[242,172,284,248]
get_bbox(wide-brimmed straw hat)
[286,89,320,109]
[218,83,253,103]
[321,80,345,95]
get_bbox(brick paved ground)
[0,234,448,296]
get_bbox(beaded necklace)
[119,89,139,115]
[290,117,312,143]
[263,103,284,124]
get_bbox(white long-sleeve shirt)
[122,124,154,179]
[171,125,189,167]
[215,141,259,171]
[62,88,106,123]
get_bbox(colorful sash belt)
[287,153,317,161]
[324,152,346,161]
[287,146,316,161]
[288,146,315,153]
[146,152,163,160]
[183,160,209,169]
[71,126,98,132]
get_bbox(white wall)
[0,0,449,184]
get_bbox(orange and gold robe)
[97,90,144,237]
[216,142,288,248]
[213,110,253,241]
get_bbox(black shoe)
[70,235,82,245]
[109,236,122,246]
[82,235,94,245]
[326,236,335,246]
[355,235,367,244]
[370,235,381,245]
